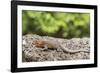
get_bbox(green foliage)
[22,10,90,38]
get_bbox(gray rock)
[22,34,90,62]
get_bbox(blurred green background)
[22,10,90,38]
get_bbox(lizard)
[32,39,90,53]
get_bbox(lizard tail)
[59,44,90,53]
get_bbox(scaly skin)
[32,39,90,53]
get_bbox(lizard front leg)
[42,45,48,51]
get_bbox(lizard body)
[32,39,90,53]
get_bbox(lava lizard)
[32,39,90,53]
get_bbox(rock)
[22,34,90,62]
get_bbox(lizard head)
[32,40,46,48]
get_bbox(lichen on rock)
[22,34,90,62]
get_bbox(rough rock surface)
[22,34,90,62]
